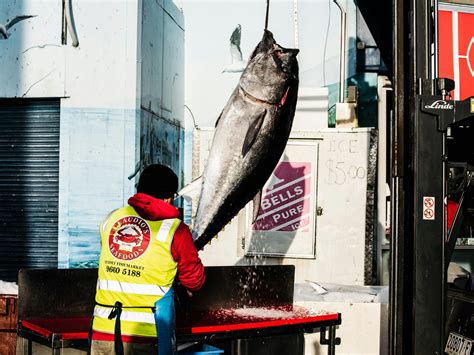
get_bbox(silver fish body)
[193,30,299,250]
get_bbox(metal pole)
[434,0,439,79]
[333,0,346,103]
[390,0,409,352]
[376,76,392,285]
[328,326,336,355]
[411,0,435,94]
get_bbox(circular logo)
[424,197,434,208]
[108,216,151,260]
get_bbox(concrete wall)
[0,1,64,98]
[0,0,185,268]
[0,0,139,105]
[299,301,388,355]
[141,0,184,123]
[58,1,141,268]
[139,0,185,179]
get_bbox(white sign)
[423,196,435,220]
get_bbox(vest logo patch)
[109,216,151,260]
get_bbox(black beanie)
[137,164,178,199]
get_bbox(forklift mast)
[390,0,474,353]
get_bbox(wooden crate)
[0,296,18,355]
[0,331,17,355]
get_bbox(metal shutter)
[0,99,60,281]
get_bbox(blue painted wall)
[58,107,184,269]
[58,107,139,268]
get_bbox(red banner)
[439,7,474,100]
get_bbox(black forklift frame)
[391,89,474,353]
[390,0,474,353]
[391,0,438,352]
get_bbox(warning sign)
[423,196,435,221]
[252,162,312,232]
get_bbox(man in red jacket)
[91,164,205,354]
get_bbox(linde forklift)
[388,0,474,354]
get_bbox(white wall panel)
[63,1,139,109]
[0,0,64,98]
[194,129,374,286]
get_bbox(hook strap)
[265,0,270,30]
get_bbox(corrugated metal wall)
[0,99,60,281]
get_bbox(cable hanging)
[293,0,299,48]
[265,0,270,30]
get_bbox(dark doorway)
[0,98,60,281]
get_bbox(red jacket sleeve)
[171,223,206,291]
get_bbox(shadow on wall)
[329,73,378,129]
[327,36,378,128]
[350,34,379,128]
[347,72,378,128]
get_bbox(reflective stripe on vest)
[94,305,155,324]
[97,279,169,296]
[93,205,181,338]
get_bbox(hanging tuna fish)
[181,29,299,250]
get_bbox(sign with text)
[252,162,312,232]
[245,140,319,258]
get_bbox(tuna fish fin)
[178,176,203,202]
[242,110,266,156]
[252,189,262,223]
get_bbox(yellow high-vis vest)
[92,205,181,338]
